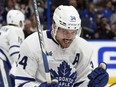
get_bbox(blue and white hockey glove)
[39,82,58,87]
[88,63,109,87]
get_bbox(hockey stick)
[33,0,52,83]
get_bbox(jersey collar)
[46,30,59,45]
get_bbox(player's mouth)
[63,39,72,45]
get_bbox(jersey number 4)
[19,56,28,69]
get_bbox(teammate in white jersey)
[0,10,25,87]
[13,5,109,87]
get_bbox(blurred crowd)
[0,0,37,38]
[0,0,116,39]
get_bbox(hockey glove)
[88,65,109,87]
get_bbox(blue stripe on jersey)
[2,60,13,87]
[18,81,30,87]
[10,51,19,57]
[46,30,59,45]
[0,49,11,68]
[0,71,4,87]
[9,45,20,49]
[73,81,84,87]
[15,76,35,81]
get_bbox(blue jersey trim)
[15,76,35,81]
[0,69,4,87]
[74,81,84,87]
[46,30,59,45]
[18,81,30,87]
[2,60,13,87]
[10,51,19,57]
[0,49,11,68]
[9,45,20,49]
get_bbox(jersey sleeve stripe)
[9,45,20,49]
[15,76,35,81]
[1,60,13,87]
[10,51,19,57]
[18,81,31,87]
[73,81,84,87]
[0,49,11,68]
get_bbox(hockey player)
[0,10,25,87]
[13,5,109,87]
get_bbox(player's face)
[55,28,77,48]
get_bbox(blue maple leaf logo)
[50,61,77,87]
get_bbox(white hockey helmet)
[53,5,81,30]
[7,10,25,29]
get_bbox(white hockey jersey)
[0,25,24,68]
[13,30,94,87]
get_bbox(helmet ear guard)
[7,10,25,29]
